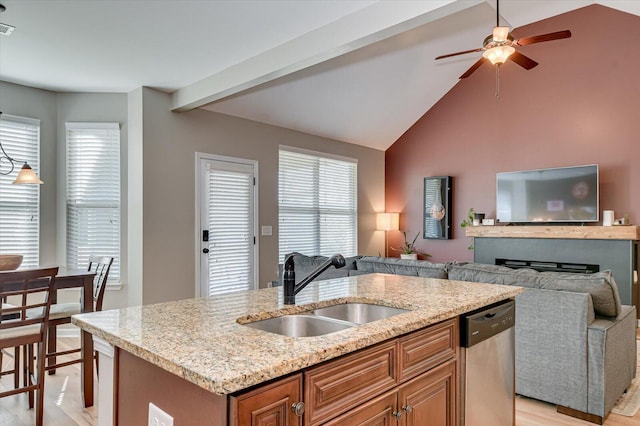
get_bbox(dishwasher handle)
[462,300,515,347]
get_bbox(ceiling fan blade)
[460,58,485,79]
[516,30,572,46]
[435,48,483,60]
[509,51,538,70]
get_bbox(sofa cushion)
[447,263,542,289]
[356,256,448,279]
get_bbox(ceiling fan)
[435,0,571,83]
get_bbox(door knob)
[291,402,305,416]
[202,248,210,254]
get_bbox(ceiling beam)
[171,0,485,111]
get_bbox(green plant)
[460,207,475,250]
[460,207,475,228]
[392,232,431,257]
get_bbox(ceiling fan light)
[493,26,510,42]
[483,45,515,65]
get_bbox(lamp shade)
[376,212,399,231]
[12,163,43,184]
[482,45,515,65]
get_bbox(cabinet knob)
[402,404,413,413]
[393,410,403,420]
[291,402,305,416]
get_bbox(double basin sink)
[242,303,409,338]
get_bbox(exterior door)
[197,154,257,297]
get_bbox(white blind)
[206,162,254,296]
[66,122,120,283]
[0,115,41,268]
[279,147,357,262]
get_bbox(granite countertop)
[72,273,522,396]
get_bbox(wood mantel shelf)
[465,225,640,241]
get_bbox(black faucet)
[283,254,346,305]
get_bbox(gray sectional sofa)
[276,253,637,423]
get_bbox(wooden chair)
[39,256,113,373]
[0,267,58,426]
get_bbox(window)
[66,123,120,283]
[0,115,41,268]
[278,146,357,262]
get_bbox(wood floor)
[1,336,639,425]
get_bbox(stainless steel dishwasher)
[460,299,516,426]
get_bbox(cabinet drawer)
[321,390,397,426]
[304,340,397,425]
[398,318,457,382]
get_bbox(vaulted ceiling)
[1,1,639,150]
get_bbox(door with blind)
[197,155,257,297]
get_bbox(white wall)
[136,88,386,304]
[0,81,386,308]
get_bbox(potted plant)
[392,231,431,260]
[460,207,475,250]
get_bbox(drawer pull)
[291,402,305,416]
[402,404,413,413]
[393,410,403,419]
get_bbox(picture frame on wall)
[424,176,452,239]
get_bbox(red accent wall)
[385,4,640,262]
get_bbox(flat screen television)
[496,164,599,224]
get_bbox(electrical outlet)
[148,402,174,426]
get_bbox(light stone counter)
[72,273,522,396]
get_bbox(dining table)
[50,267,96,408]
[1,266,96,407]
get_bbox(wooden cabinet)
[230,373,303,426]
[232,318,458,426]
[304,340,397,425]
[398,359,456,426]
[320,359,456,426]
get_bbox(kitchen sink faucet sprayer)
[283,254,346,305]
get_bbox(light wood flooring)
[1,336,639,425]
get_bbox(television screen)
[496,165,599,223]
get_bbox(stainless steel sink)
[310,303,409,325]
[243,314,354,338]
[242,303,410,337]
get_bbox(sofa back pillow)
[356,256,448,279]
[537,270,622,318]
[448,263,622,317]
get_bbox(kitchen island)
[72,273,522,425]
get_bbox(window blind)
[206,162,255,296]
[0,115,41,268]
[66,122,120,283]
[278,147,357,262]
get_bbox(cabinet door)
[230,373,303,426]
[398,359,456,426]
[305,340,397,425]
[322,391,398,426]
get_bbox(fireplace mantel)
[466,225,640,241]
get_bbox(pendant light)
[0,111,44,184]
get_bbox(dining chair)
[0,267,58,426]
[38,256,113,373]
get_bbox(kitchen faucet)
[283,254,346,305]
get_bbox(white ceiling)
[1,1,639,151]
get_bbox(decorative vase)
[400,253,418,260]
